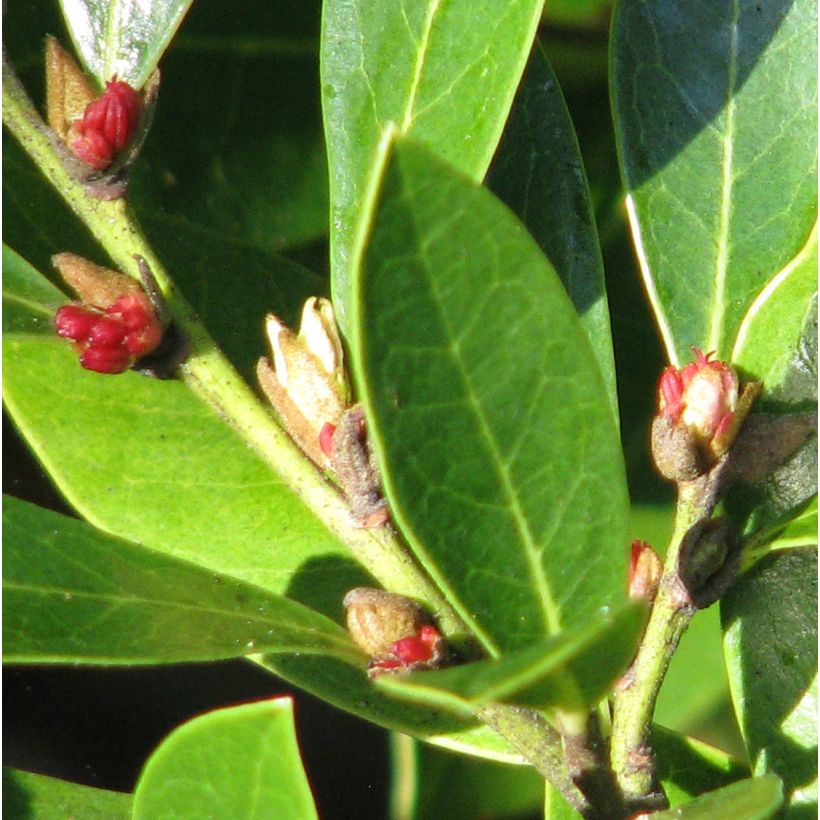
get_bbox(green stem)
[609,480,710,805]
[476,704,588,815]
[2,56,464,636]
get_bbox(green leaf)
[3,495,360,665]
[376,603,645,715]
[321,0,547,329]
[353,136,629,654]
[487,42,617,414]
[2,245,65,335]
[733,230,818,389]
[389,734,545,820]
[3,768,131,820]
[2,251,365,621]
[611,0,817,364]
[726,296,817,551]
[649,774,783,820]
[132,698,319,820]
[742,496,818,571]
[722,548,818,816]
[59,0,194,89]
[652,725,748,808]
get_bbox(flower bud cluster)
[55,291,163,374]
[52,253,164,375]
[652,348,758,481]
[67,78,142,170]
[343,587,445,677]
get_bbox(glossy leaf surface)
[488,43,617,411]
[353,137,629,654]
[2,249,360,617]
[322,0,546,329]
[733,230,817,389]
[60,0,193,88]
[133,699,318,820]
[377,603,644,715]
[3,496,360,665]
[722,548,818,816]
[649,774,782,820]
[3,768,131,820]
[612,0,817,364]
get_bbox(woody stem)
[609,477,716,808]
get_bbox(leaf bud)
[628,540,663,603]
[677,518,738,608]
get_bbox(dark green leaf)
[3,495,360,665]
[59,0,194,89]
[321,0,546,329]
[376,603,645,714]
[132,698,319,819]
[722,548,818,816]
[488,42,617,412]
[726,298,817,550]
[263,653,525,763]
[611,0,817,363]
[3,768,131,820]
[389,734,545,820]
[353,136,629,654]
[129,0,329,256]
[649,774,782,820]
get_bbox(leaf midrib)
[414,217,561,644]
[400,0,441,133]
[708,0,742,353]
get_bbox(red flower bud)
[658,348,738,445]
[89,315,128,346]
[55,304,99,340]
[80,343,132,374]
[81,79,141,150]
[69,125,115,170]
[67,77,141,170]
[54,260,164,375]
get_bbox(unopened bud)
[257,297,348,467]
[343,588,445,677]
[52,254,165,375]
[678,518,738,608]
[629,541,662,603]
[343,588,426,658]
[653,348,759,480]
